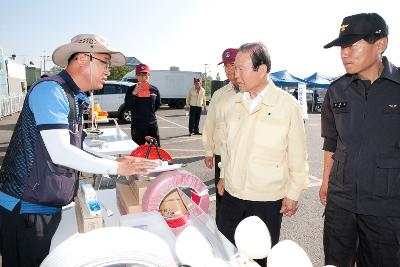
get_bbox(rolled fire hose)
[142,170,209,228]
[40,227,176,267]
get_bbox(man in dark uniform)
[320,13,400,267]
[312,89,319,112]
[125,63,161,145]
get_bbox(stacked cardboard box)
[116,178,151,215]
[128,177,150,204]
[116,178,189,223]
[75,190,104,233]
[159,189,188,220]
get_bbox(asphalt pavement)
[0,107,325,266]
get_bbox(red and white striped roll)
[142,170,209,228]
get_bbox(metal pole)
[204,64,209,89]
[204,64,206,88]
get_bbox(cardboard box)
[75,190,104,233]
[116,182,142,215]
[128,178,150,204]
[159,189,188,220]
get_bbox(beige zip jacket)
[221,80,309,201]
[186,86,207,107]
[202,82,237,157]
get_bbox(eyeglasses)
[86,54,112,70]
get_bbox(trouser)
[217,191,283,267]
[0,204,61,267]
[214,154,221,223]
[324,201,400,267]
[312,101,319,112]
[188,105,202,134]
[131,122,160,146]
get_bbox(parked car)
[93,80,135,123]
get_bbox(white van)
[93,80,135,123]
[122,69,202,109]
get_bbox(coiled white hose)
[41,227,176,267]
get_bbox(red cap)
[194,78,201,83]
[218,48,238,65]
[135,63,150,74]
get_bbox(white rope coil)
[41,227,176,267]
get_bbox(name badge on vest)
[333,102,347,109]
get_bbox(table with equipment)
[83,126,138,159]
[50,187,238,266]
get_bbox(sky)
[1,0,399,80]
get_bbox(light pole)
[204,64,210,89]
[41,51,50,75]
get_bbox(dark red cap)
[135,63,150,74]
[218,48,238,65]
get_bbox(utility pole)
[204,64,210,90]
[41,54,50,75]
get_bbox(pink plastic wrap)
[142,170,210,228]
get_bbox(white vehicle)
[92,80,135,123]
[122,69,202,109]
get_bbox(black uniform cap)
[324,13,388,49]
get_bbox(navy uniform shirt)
[321,57,400,216]
[124,84,161,125]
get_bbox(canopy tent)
[270,70,306,87]
[303,72,333,89]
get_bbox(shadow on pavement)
[162,134,192,140]
[174,156,203,165]
[163,114,186,118]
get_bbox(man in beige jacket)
[186,78,207,136]
[218,42,309,266]
[202,48,239,222]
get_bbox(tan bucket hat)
[52,34,126,68]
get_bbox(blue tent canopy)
[270,70,306,87]
[304,72,333,89]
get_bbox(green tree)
[109,66,133,81]
[47,65,64,76]
[201,73,212,98]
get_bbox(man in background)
[124,63,161,145]
[202,48,239,222]
[186,78,207,136]
[312,89,319,112]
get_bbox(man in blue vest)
[0,34,156,267]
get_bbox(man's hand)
[116,156,157,176]
[280,197,299,217]
[320,151,333,206]
[132,85,143,95]
[319,179,328,206]
[217,178,225,196]
[204,156,213,169]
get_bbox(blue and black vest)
[0,74,86,207]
